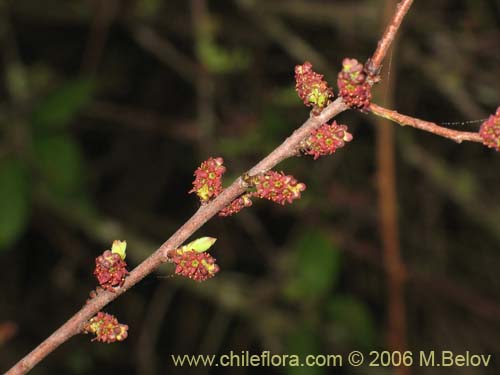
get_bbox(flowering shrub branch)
[5,93,349,375]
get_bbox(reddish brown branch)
[374,2,409,373]
[5,99,348,375]
[369,103,483,143]
[366,0,414,76]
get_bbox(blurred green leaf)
[286,325,323,375]
[0,159,30,251]
[198,39,250,73]
[285,229,341,300]
[271,85,301,107]
[33,135,85,197]
[31,77,94,132]
[327,296,377,348]
[6,63,29,102]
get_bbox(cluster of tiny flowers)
[219,193,253,217]
[94,250,128,292]
[479,107,500,151]
[189,157,226,203]
[83,312,128,343]
[337,58,372,111]
[172,249,220,281]
[303,121,353,159]
[295,61,333,114]
[251,171,306,205]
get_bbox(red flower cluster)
[252,171,306,205]
[337,58,371,111]
[295,61,333,114]
[189,157,226,203]
[219,193,253,217]
[94,250,128,292]
[83,312,128,343]
[172,250,220,281]
[479,107,500,151]
[303,121,353,159]
[189,161,308,216]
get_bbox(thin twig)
[366,0,414,76]
[136,283,177,375]
[131,26,199,84]
[369,103,483,143]
[191,0,217,154]
[81,0,118,74]
[400,136,500,243]
[234,0,335,78]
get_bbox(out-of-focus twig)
[375,1,408,373]
[402,43,486,120]
[198,309,231,356]
[131,26,199,84]
[191,0,216,154]
[136,283,177,375]
[87,101,200,141]
[400,135,500,243]
[234,0,335,78]
[258,0,374,28]
[336,235,500,322]
[81,0,119,74]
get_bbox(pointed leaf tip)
[111,240,127,259]
[183,237,217,253]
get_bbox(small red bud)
[479,107,500,151]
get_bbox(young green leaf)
[182,237,217,253]
[111,240,127,260]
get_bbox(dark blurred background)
[1,0,500,374]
